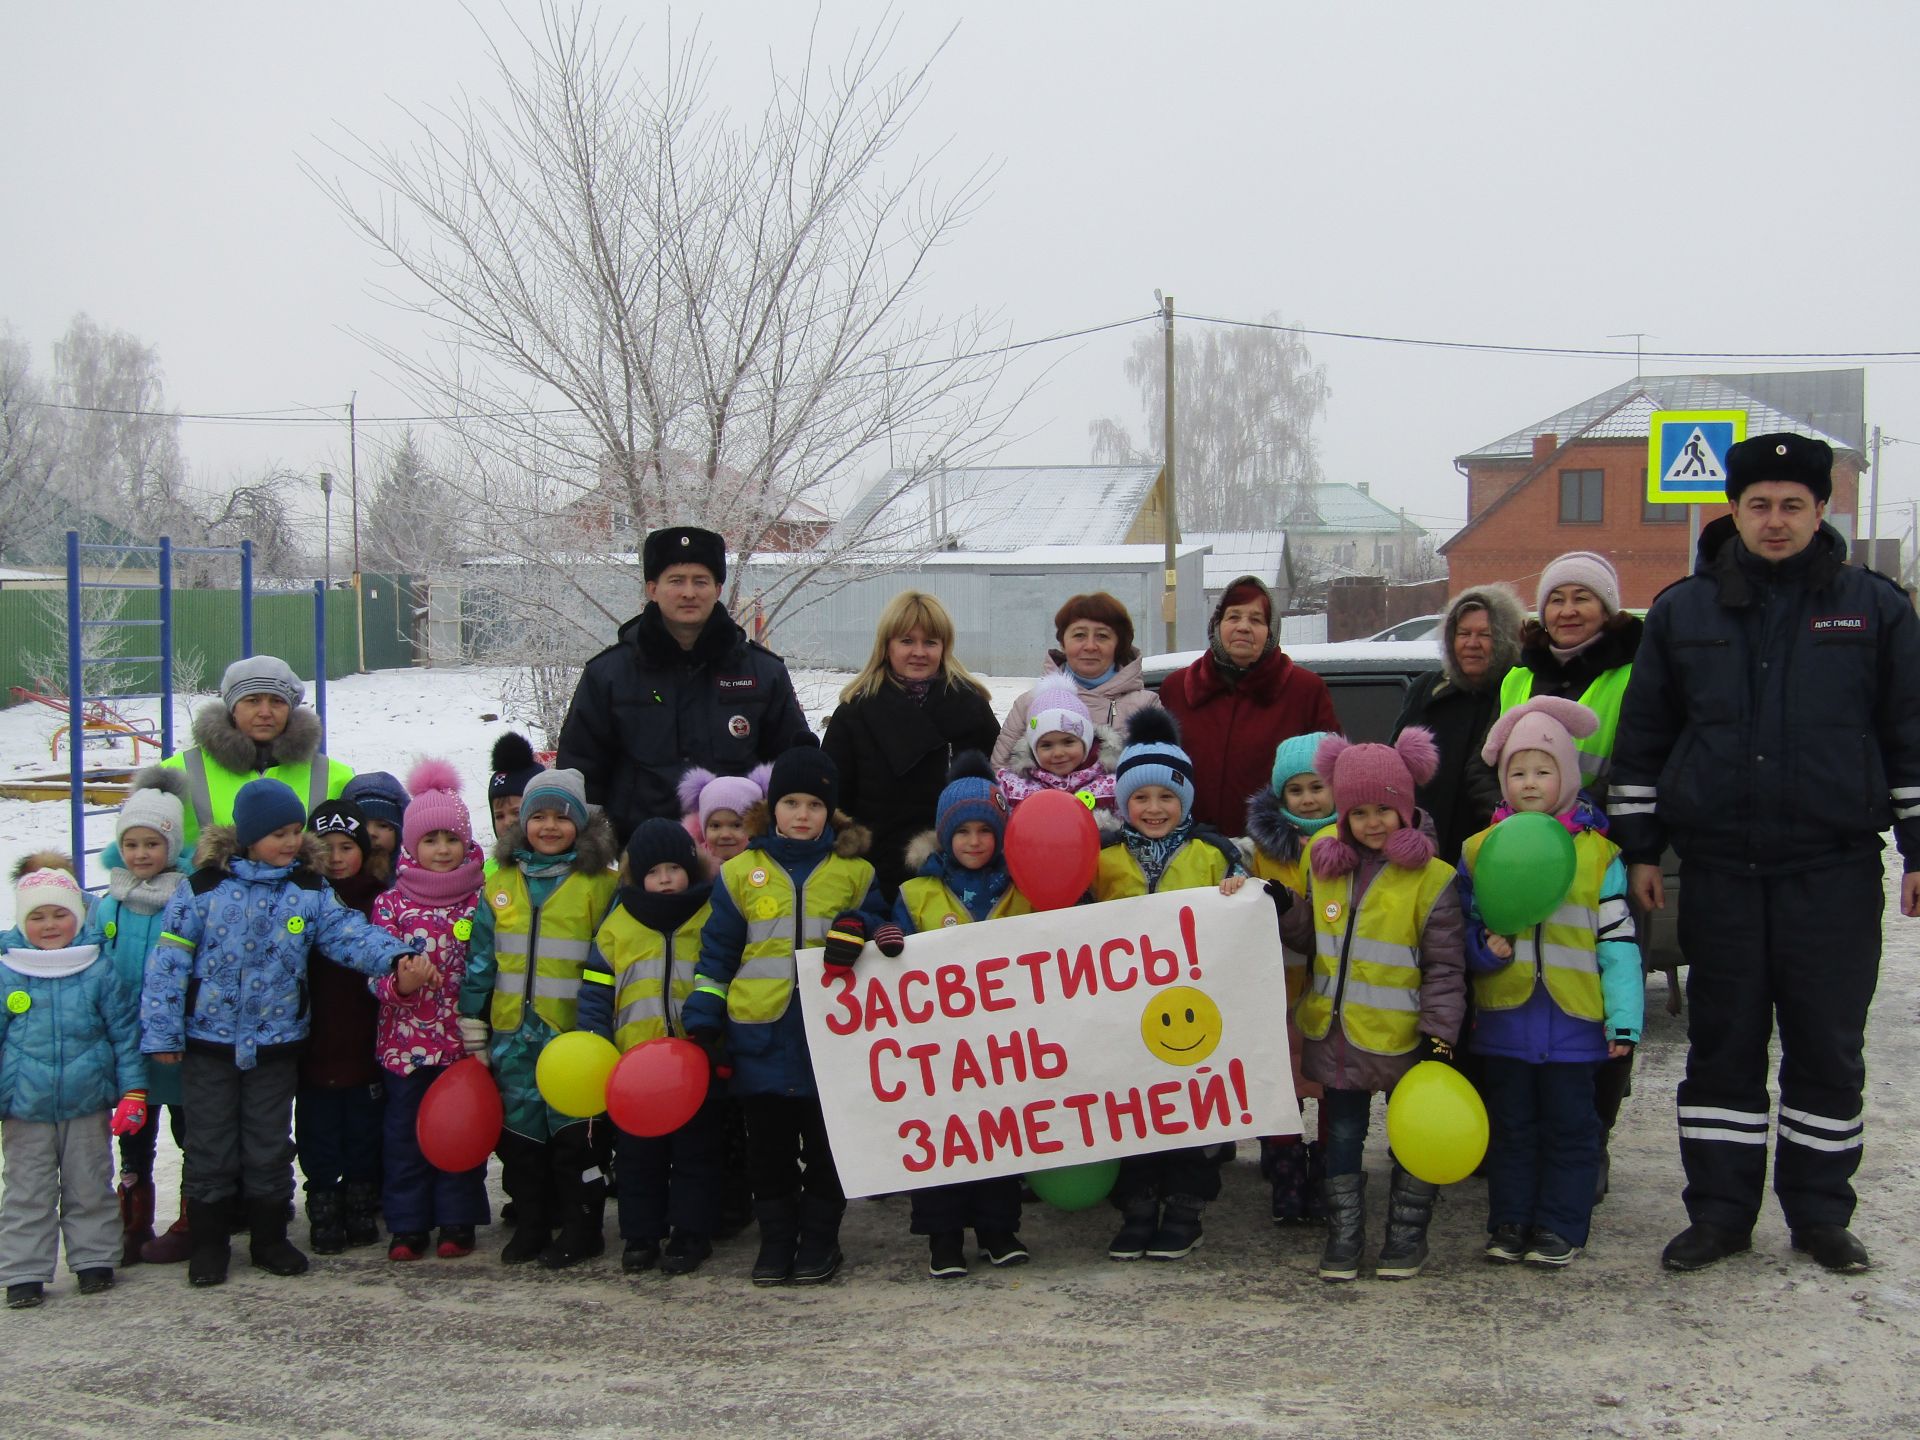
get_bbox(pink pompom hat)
[402,757,473,853]
[1309,728,1441,878]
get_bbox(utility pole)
[349,393,366,672]
[1866,423,1884,559]
[1159,291,1178,652]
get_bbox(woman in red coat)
[1158,576,1339,837]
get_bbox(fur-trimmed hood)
[191,698,324,773]
[741,799,873,859]
[1004,722,1122,778]
[1438,583,1525,692]
[193,825,327,876]
[1246,787,1316,863]
[490,810,621,874]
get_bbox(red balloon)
[606,1038,711,1138]
[416,1057,503,1173]
[1004,789,1099,911]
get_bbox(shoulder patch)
[189,869,226,896]
[745,637,786,663]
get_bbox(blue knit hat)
[341,771,408,830]
[935,752,1006,853]
[1271,731,1333,796]
[234,778,308,850]
[1114,709,1196,818]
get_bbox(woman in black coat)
[822,591,1000,900]
[1390,583,1525,862]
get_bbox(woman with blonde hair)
[822,592,999,899]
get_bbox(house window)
[1559,469,1603,524]
[1641,468,1685,523]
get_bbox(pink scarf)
[393,843,486,906]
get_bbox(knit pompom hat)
[234,777,307,850]
[935,751,1007,853]
[487,732,545,803]
[15,867,87,929]
[403,757,474,853]
[1114,708,1196,819]
[1024,676,1095,756]
[1309,729,1439,878]
[677,764,773,831]
[117,770,189,867]
[1480,696,1596,817]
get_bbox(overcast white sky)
[7,1,1920,550]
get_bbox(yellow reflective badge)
[1075,789,1097,811]
[1323,901,1341,925]
[6,990,29,1014]
[104,921,118,939]
[287,916,306,935]
[748,868,769,888]
[453,918,473,942]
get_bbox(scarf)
[890,673,933,706]
[617,881,714,936]
[516,847,578,881]
[933,853,1013,918]
[107,866,186,914]
[1123,818,1195,892]
[1547,629,1607,666]
[0,943,102,979]
[395,846,486,907]
[1067,664,1116,690]
[1280,806,1333,837]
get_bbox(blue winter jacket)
[96,869,189,1106]
[141,830,414,1071]
[1457,797,1644,1064]
[0,941,146,1122]
[681,825,890,1099]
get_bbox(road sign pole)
[1687,504,1700,581]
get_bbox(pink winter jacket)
[369,848,484,1076]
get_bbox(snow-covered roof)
[833,464,1163,553]
[1183,530,1289,592]
[1284,483,1424,536]
[1460,371,1862,463]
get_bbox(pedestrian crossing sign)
[1647,410,1748,503]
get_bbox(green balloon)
[1475,811,1578,934]
[1026,1160,1120,1211]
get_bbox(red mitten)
[873,924,905,958]
[110,1091,148,1137]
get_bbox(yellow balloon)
[1385,1060,1489,1185]
[535,1031,620,1118]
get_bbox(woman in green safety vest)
[149,656,354,858]
[1494,550,1644,1202]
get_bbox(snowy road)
[2,671,1917,1437]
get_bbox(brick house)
[1440,371,1866,608]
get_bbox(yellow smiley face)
[1139,985,1223,1067]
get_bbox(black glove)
[686,1025,732,1081]
[873,923,905,958]
[824,913,869,968]
[1420,1034,1455,1064]
[1262,880,1294,920]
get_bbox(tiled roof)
[833,465,1162,553]
[1459,370,1863,462]
[1183,530,1290,592]
[1284,483,1426,535]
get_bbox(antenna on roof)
[1608,332,1655,379]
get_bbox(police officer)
[557,526,817,845]
[1610,432,1920,1274]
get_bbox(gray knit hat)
[220,655,305,710]
[117,773,190,867]
[520,768,590,829]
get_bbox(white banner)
[799,887,1299,1198]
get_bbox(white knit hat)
[16,868,87,928]
[117,784,187,867]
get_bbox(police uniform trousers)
[1675,860,1880,1232]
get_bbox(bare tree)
[363,429,465,575]
[0,328,64,562]
[1091,314,1330,531]
[51,314,187,534]
[307,3,1017,658]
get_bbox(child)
[995,676,1121,830]
[1278,730,1465,1282]
[487,733,544,846]
[677,764,772,875]
[893,752,1034,1279]
[141,777,422,1287]
[1458,697,1641,1268]
[1094,709,1246,1262]
[457,768,619,1269]
[681,748,896,1286]
[96,771,192,1266]
[578,819,723,1277]
[11,851,97,924]
[1245,731,1335,1225]
[371,760,491,1262]
[0,869,147,1308]
[296,798,390,1254]
[342,771,408,883]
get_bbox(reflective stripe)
[1678,1105,1768,1125]
[1777,1105,1862,1132]
[1611,784,1657,798]
[1340,978,1420,1013]
[1777,1123,1863,1153]
[1314,930,1416,973]
[1892,787,1920,800]
[531,975,582,1002]
[1539,941,1600,976]
[182,748,214,828]
[1679,1126,1768,1145]
[159,931,195,951]
[582,969,615,986]
[307,757,330,815]
[1609,802,1656,817]
[692,982,728,999]
[1895,804,1920,820]
[745,917,789,946]
[614,999,659,1036]
[1577,749,1606,780]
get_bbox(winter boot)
[497,1134,552,1265]
[143,1193,194,1264]
[343,1180,382,1249]
[927,1230,968,1280]
[247,1197,311,1276]
[1268,1140,1309,1224]
[1303,1140,1329,1223]
[1375,1164,1438,1279]
[1317,1173,1367,1282]
[1107,1196,1159,1261]
[185,1199,231,1288]
[751,1198,801,1286]
[306,1187,348,1255]
[539,1165,608,1270]
[1661,1222,1751,1272]
[1146,1195,1206,1260]
[118,1176,156,1266]
[790,1194,845,1285]
[659,1231,713,1276]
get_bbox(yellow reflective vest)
[1296,835,1455,1056]
[710,851,875,1025]
[592,902,711,1053]
[1250,825,1334,1006]
[897,876,1033,931]
[1497,665,1633,789]
[1094,838,1228,899]
[486,865,619,1035]
[1460,824,1612,1021]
